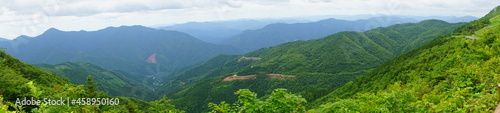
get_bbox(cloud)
[0,0,311,17]
[53,0,187,16]
[3,0,497,17]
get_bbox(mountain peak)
[118,25,148,29]
[105,25,149,29]
[13,35,32,40]
[317,18,344,23]
[100,25,157,33]
[40,28,64,36]
[46,27,61,32]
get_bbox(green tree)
[209,88,306,113]
[149,95,184,113]
[86,75,98,98]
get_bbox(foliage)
[34,62,158,101]
[85,75,98,98]
[170,72,363,112]
[0,96,10,112]
[208,89,306,113]
[148,95,184,113]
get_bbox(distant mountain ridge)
[158,20,274,43]
[0,25,242,77]
[221,17,423,52]
[157,15,476,46]
[396,15,478,23]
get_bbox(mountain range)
[220,17,430,52]
[164,19,464,112]
[194,7,500,112]
[159,16,476,49]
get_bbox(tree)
[208,88,306,113]
[86,75,98,98]
[149,95,184,113]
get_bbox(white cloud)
[0,0,499,39]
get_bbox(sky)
[0,0,499,39]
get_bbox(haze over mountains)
[0,26,241,76]
[157,17,332,43]
[158,20,274,43]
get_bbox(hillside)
[0,49,182,112]
[34,62,158,101]
[164,20,464,112]
[0,25,241,84]
[221,17,420,52]
[308,6,500,112]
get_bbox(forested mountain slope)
[308,6,500,112]
[164,20,464,112]
[34,62,158,101]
